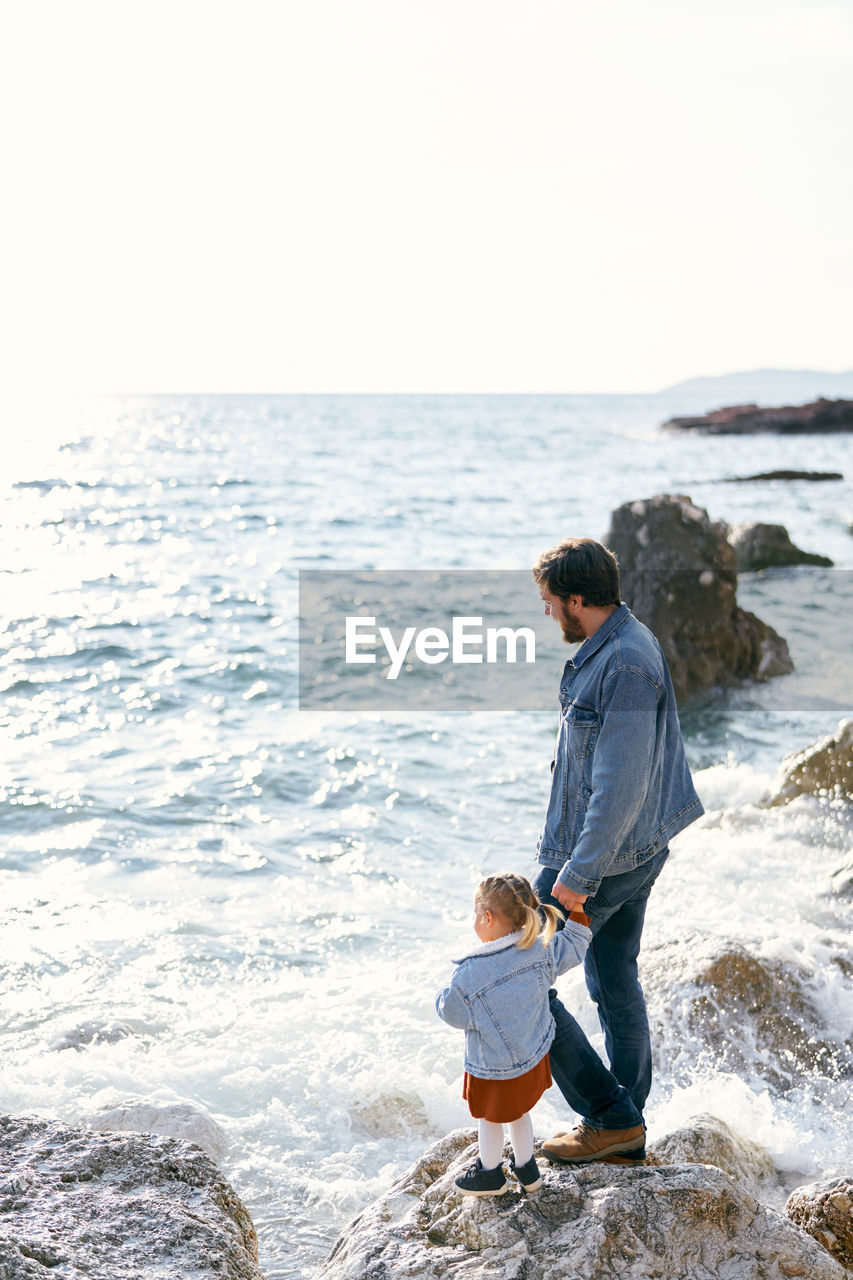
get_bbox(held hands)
[550,880,588,914]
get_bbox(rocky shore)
[317,1123,852,1280]
[663,397,853,434]
[3,707,850,1277]
[0,1114,263,1280]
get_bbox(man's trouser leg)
[534,848,668,1127]
[545,987,643,1130]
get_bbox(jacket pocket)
[563,707,599,760]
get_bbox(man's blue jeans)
[533,848,668,1132]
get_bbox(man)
[531,537,703,1164]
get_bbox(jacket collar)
[566,602,632,670]
[451,929,525,964]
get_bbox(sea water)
[1,394,851,1278]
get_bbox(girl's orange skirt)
[462,1054,552,1123]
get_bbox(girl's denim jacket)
[538,604,704,897]
[435,922,591,1080]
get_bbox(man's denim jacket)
[537,604,703,897]
[435,922,591,1079]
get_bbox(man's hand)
[551,880,588,913]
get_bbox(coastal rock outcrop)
[604,494,793,702]
[765,720,853,806]
[86,1099,229,1162]
[688,947,845,1088]
[727,522,834,571]
[0,1113,262,1280]
[663,397,853,434]
[645,937,847,1092]
[646,1114,775,1200]
[317,1128,847,1280]
[786,1177,853,1270]
[727,470,843,483]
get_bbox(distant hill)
[661,368,853,403]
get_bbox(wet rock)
[663,397,853,434]
[645,937,847,1092]
[604,494,793,702]
[726,470,844,482]
[830,861,853,899]
[786,1177,853,1270]
[349,1091,430,1139]
[688,949,846,1088]
[49,1020,133,1052]
[0,1113,262,1280]
[647,1114,775,1199]
[317,1128,847,1280]
[765,721,853,806]
[85,1099,228,1162]
[727,522,833,571]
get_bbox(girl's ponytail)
[517,900,541,950]
[537,902,563,947]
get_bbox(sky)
[1,0,851,394]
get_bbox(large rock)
[647,1114,775,1200]
[85,1099,229,1163]
[765,721,853,806]
[0,1113,262,1280]
[664,397,853,434]
[645,937,847,1092]
[604,494,793,702]
[727,522,833,571]
[318,1129,847,1280]
[787,1177,853,1271]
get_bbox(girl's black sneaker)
[454,1158,508,1197]
[510,1154,543,1192]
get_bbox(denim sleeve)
[557,664,659,896]
[435,976,471,1029]
[549,920,591,975]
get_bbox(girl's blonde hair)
[475,872,563,949]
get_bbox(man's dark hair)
[532,538,621,607]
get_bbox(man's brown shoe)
[541,1122,645,1164]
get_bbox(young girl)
[436,872,591,1196]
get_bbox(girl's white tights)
[478,1113,534,1169]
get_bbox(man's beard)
[561,618,585,644]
